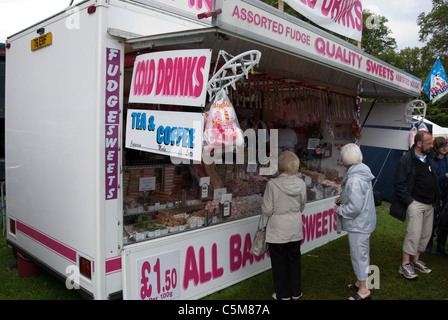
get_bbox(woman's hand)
[334,197,341,206]
[334,197,341,213]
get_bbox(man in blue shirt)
[391,131,439,279]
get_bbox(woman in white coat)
[334,143,377,300]
[261,151,306,300]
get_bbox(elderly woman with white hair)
[334,143,377,300]
[261,150,306,300]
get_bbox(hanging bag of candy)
[203,88,244,152]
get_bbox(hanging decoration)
[406,100,427,148]
[352,80,363,140]
[404,99,427,124]
[207,50,262,102]
[324,91,335,139]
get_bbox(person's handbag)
[250,215,268,256]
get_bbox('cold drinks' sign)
[129,49,212,107]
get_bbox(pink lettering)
[132,55,207,98]
[183,246,199,290]
[211,243,224,279]
[285,27,311,45]
[315,212,322,238]
[302,209,337,244]
[105,48,120,200]
[184,56,197,98]
[229,233,267,272]
[300,0,318,9]
[321,0,332,16]
[229,234,242,272]
[354,2,363,31]
[322,210,328,236]
[330,0,341,20]
[320,0,362,31]
[366,59,394,82]
[188,0,213,12]
[314,37,363,69]
[183,244,224,290]
[155,58,165,96]
[193,56,206,98]
[173,57,186,96]
[199,247,212,283]
[145,60,156,95]
[231,5,284,35]
[242,233,254,268]
[163,58,174,96]
[132,59,156,96]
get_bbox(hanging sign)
[283,0,363,42]
[125,109,203,162]
[129,49,212,107]
[105,48,121,200]
[222,0,421,95]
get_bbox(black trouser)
[438,230,448,249]
[268,241,302,299]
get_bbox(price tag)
[246,163,258,172]
[213,187,227,199]
[138,250,180,300]
[220,194,232,218]
[199,177,210,199]
[139,177,156,191]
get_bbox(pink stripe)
[17,221,77,262]
[106,256,122,273]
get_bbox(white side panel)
[359,127,410,150]
[108,0,209,38]
[5,2,103,288]
[360,102,409,128]
[359,102,410,150]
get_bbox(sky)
[0,0,434,50]
[362,0,433,50]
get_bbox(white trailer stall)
[5,0,421,299]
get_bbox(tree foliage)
[358,10,397,58]
[416,0,448,127]
[417,0,448,62]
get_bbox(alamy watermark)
[170,128,279,176]
[65,265,80,290]
[367,265,380,290]
[365,14,381,30]
[65,6,80,31]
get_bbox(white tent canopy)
[428,119,448,138]
[414,116,448,138]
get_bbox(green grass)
[0,235,81,300]
[1,202,447,300]
[204,202,448,300]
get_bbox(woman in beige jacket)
[261,151,306,300]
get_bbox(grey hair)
[278,150,300,175]
[340,143,363,166]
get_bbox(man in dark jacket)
[390,131,439,280]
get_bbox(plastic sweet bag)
[203,88,244,151]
